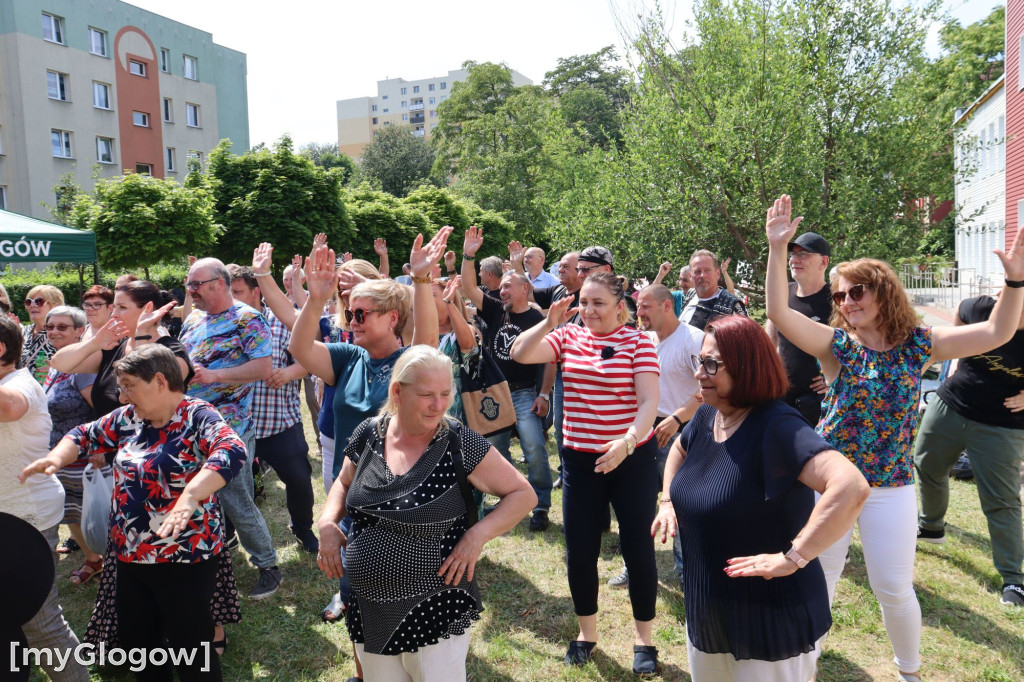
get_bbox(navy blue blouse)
[672,400,833,661]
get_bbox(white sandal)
[321,591,345,623]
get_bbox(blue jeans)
[655,431,686,585]
[552,370,565,473]
[488,387,553,511]
[218,430,278,569]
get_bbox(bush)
[1,263,187,322]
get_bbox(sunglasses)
[185,277,219,291]
[576,264,600,275]
[45,323,74,332]
[81,301,107,310]
[691,354,726,375]
[24,297,47,307]
[344,308,382,325]
[831,283,869,305]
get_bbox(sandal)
[57,538,80,554]
[564,640,596,666]
[212,638,228,656]
[322,592,345,623]
[70,558,103,585]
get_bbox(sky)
[122,0,1003,149]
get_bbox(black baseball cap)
[788,232,831,257]
[578,246,614,268]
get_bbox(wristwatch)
[622,434,637,456]
[784,543,809,569]
[536,394,550,403]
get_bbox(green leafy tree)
[300,141,357,184]
[543,46,631,149]
[342,185,429,263]
[401,186,517,258]
[358,126,436,198]
[925,5,1004,114]
[70,171,219,274]
[207,136,353,268]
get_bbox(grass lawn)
[40,407,1024,681]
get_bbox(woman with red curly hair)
[651,315,868,680]
[765,194,1024,681]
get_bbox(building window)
[166,147,176,172]
[371,104,377,112]
[89,28,108,56]
[441,95,447,102]
[42,13,65,44]
[383,121,391,126]
[429,97,435,105]
[132,111,150,127]
[382,107,389,113]
[186,103,200,127]
[429,110,436,118]
[428,83,435,91]
[47,71,70,101]
[92,82,111,109]
[440,81,447,90]
[401,100,407,108]
[160,48,170,73]
[163,98,173,122]
[0,186,6,210]
[136,164,152,175]
[401,87,407,95]
[129,60,146,77]
[402,114,408,121]
[372,117,378,125]
[51,129,72,158]
[96,136,114,164]
[187,150,203,164]
[413,85,420,93]
[382,95,388,100]
[183,55,198,80]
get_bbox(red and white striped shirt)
[544,324,660,452]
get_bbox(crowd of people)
[3,191,1024,681]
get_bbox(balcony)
[410,114,425,125]
[409,102,424,111]
[412,129,425,138]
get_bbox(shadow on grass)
[475,554,576,644]
[467,651,517,681]
[917,525,1003,591]
[817,649,873,681]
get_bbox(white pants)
[687,632,821,682]
[818,484,921,673]
[355,631,470,682]
[320,434,335,495]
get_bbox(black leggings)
[116,559,221,681]
[256,421,314,533]
[562,438,659,621]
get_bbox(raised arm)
[288,244,339,385]
[443,276,477,352]
[50,318,127,374]
[508,241,525,276]
[460,226,485,309]
[410,227,453,348]
[652,261,672,287]
[765,195,834,362]
[930,229,1024,363]
[374,238,390,278]
[252,243,299,330]
[721,257,736,295]
[510,296,575,365]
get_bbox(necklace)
[717,408,751,432]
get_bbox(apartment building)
[954,76,1005,288]
[336,67,533,159]
[0,0,248,219]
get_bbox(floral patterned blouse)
[20,324,55,385]
[817,327,932,487]
[65,396,245,563]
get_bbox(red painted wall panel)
[114,27,164,178]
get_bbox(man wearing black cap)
[767,231,832,425]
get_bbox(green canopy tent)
[0,209,97,263]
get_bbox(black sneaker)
[250,566,282,600]
[294,529,319,554]
[552,475,562,489]
[57,538,81,554]
[608,569,629,588]
[917,525,946,545]
[529,510,549,531]
[1001,584,1024,606]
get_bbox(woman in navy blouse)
[21,344,245,681]
[652,315,868,681]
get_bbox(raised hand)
[136,301,176,335]
[304,244,340,302]
[410,226,454,279]
[765,194,803,247]
[463,226,484,258]
[342,252,353,263]
[545,296,579,330]
[313,232,328,248]
[94,318,129,350]
[337,268,368,292]
[508,241,524,265]
[722,256,732,272]
[996,221,1024,282]
[658,261,672,277]
[373,238,388,257]
[444,250,457,272]
[442,275,462,302]
[253,243,273,275]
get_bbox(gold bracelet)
[411,274,433,284]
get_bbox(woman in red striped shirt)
[512,271,662,675]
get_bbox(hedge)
[0,263,188,322]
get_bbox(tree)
[207,136,353,268]
[300,141,357,184]
[70,171,219,274]
[924,5,1004,114]
[401,186,517,259]
[543,46,631,149]
[343,185,428,263]
[358,126,436,197]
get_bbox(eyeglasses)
[789,250,817,260]
[81,301,108,310]
[45,323,74,332]
[24,297,47,307]
[185,277,219,292]
[831,283,869,305]
[576,264,600,275]
[344,308,382,325]
[116,382,137,396]
[691,354,726,375]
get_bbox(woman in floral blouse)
[20,284,64,384]
[21,344,245,681]
[765,194,1024,682]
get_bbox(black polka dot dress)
[342,417,489,655]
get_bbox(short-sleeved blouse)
[672,401,833,661]
[816,327,932,487]
[342,416,491,655]
[44,368,96,457]
[542,323,660,452]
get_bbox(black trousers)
[256,421,314,533]
[116,558,221,681]
[561,438,659,621]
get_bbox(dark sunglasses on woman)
[831,283,869,305]
[344,308,382,325]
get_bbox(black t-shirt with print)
[938,296,1024,429]
[478,295,544,387]
[779,282,833,402]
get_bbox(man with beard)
[679,249,748,330]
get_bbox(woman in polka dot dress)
[316,346,536,681]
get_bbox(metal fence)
[899,262,999,311]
